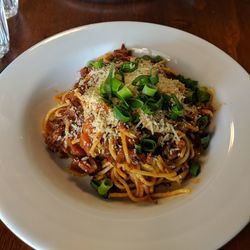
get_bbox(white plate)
[0,22,249,250]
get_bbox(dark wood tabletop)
[0,0,249,249]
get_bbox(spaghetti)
[43,45,215,202]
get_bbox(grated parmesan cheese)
[139,110,180,143]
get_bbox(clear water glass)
[0,0,9,58]
[3,0,18,18]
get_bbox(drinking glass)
[3,0,18,18]
[0,0,9,58]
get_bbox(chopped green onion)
[132,75,150,87]
[177,75,198,90]
[141,138,157,153]
[152,55,163,63]
[145,99,158,111]
[170,94,184,120]
[197,115,209,129]
[201,134,210,149]
[130,98,144,108]
[111,78,123,93]
[170,105,184,120]
[142,55,152,60]
[117,85,133,100]
[90,179,99,190]
[120,99,130,109]
[89,59,104,69]
[149,74,159,84]
[152,94,165,110]
[184,90,197,104]
[197,87,210,103]
[134,143,142,153]
[120,61,138,73]
[189,160,201,177]
[113,106,132,123]
[171,94,183,110]
[141,104,153,114]
[100,63,114,100]
[142,84,157,96]
[142,55,163,63]
[97,178,113,196]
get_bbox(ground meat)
[112,44,132,61]
[45,120,65,152]
[71,158,97,174]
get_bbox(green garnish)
[134,143,142,153]
[200,134,210,149]
[130,98,144,108]
[141,138,157,153]
[189,160,201,177]
[141,103,153,114]
[141,55,163,63]
[184,90,197,104]
[197,87,210,103]
[120,61,138,73]
[132,75,150,88]
[111,78,123,93]
[100,63,115,100]
[89,59,104,69]
[149,73,159,84]
[97,178,113,197]
[141,55,152,60]
[177,75,198,90]
[117,85,133,100]
[113,105,132,123]
[170,94,184,120]
[142,83,157,97]
[197,115,209,129]
[170,105,184,120]
[90,179,100,191]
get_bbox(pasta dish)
[43,45,215,202]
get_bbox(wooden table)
[0,0,249,249]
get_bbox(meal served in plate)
[43,45,215,202]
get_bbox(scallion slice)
[171,94,183,110]
[141,104,153,114]
[90,179,99,190]
[113,106,132,123]
[142,84,157,96]
[151,55,163,63]
[197,115,209,129]
[170,94,184,120]
[170,105,184,120]
[134,143,142,153]
[177,75,198,90]
[100,63,114,100]
[141,138,157,153]
[149,74,159,84]
[117,85,133,100]
[111,78,123,93]
[89,59,104,69]
[197,87,210,103]
[130,98,144,108]
[132,75,150,87]
[97,178,113,196]
[121,61,138,73]
[141,55,152,61]
[200,134,210,149]
[189,160,201,177]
